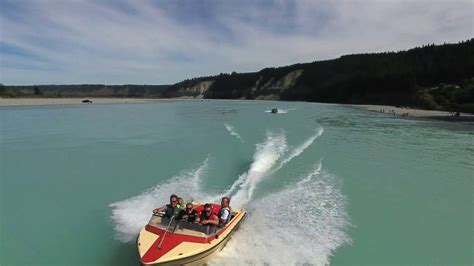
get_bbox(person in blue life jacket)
[153,194,180,218]
[217,197,232,225]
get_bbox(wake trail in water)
[272,127,324,174]
[110,131,350,264]
[264,107,296,114]
[297,158,323,186]
[227,131,287,208]
[215,127,323,204]
[109,157,209,242]
[224,123,244,142]
[211,161,351,266]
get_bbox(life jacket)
[218,207,232,224]
[178,209,198,223]
[165,204,179,218]
[200,211,217,222]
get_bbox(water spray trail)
[297,158,323,186]
[217,128,322,203]
[224,123,244,143]
[231,131,287,208]
[211,161,351,266]
[189,157,209,197]
[271,127,324,174]
[284,127,323,166]
[264,108,296,114]
[109,157,209,242]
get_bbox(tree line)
[0,84,170,98]
[2,39,473,112]
[164,39,474,112]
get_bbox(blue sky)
[1,0,472,85]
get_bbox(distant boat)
[271,108,278,113]
[137,202,246,265]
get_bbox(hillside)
[163,39,474,112]
[2,39,473,112]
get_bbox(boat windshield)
[148,214,220,237]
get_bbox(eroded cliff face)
[167,69,303,99]
[176,80,214,98]
[266,69,303,90]
[252,69,304,99]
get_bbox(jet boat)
[271,108,278,113]
[137,203,246,265]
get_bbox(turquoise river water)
[1,100,472,265]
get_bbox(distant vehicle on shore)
[82,99,92,104]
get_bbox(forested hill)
[1,84,170,98]
[163,39,474,112]
[2,40,473,112]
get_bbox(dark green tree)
[33,86,43,96]
[0,83,5,95]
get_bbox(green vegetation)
[3,39,473,113]
[413,79,474,113]
[1,84,170,98]
[164,39,474,112]
[33,86,43,96]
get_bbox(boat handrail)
[157,215,175,250]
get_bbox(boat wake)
[109,157,209,242]
[211,162,351,266]
[109,127,350,264]
[224,123,244,143]
[264,107,296,114]
[229,131,287,208]
[271,127,324,174]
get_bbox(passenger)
[217,197,232,225]
[177,203,199,223]
[199,203,219,226]
[177,197,185,209]
[153,194,180,218]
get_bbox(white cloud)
[0,0,472,85]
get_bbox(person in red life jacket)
[153,194,180,218]
[218,196,232,225]
[199,203,219,226]
[177,203,199,223]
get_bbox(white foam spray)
[211,161,351,266]
[297,158,323,186]
[224,123,244,143]
[230,131,287,208]
[109,157,209,242]
[215,128,323,204]
[272,127,324,174]
[264,107,296,114]
[207,131,288,204]
[110,134,351,265]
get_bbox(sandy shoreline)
[352,104,474,122]
[0,97,179,107]
[1,98,473,122]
